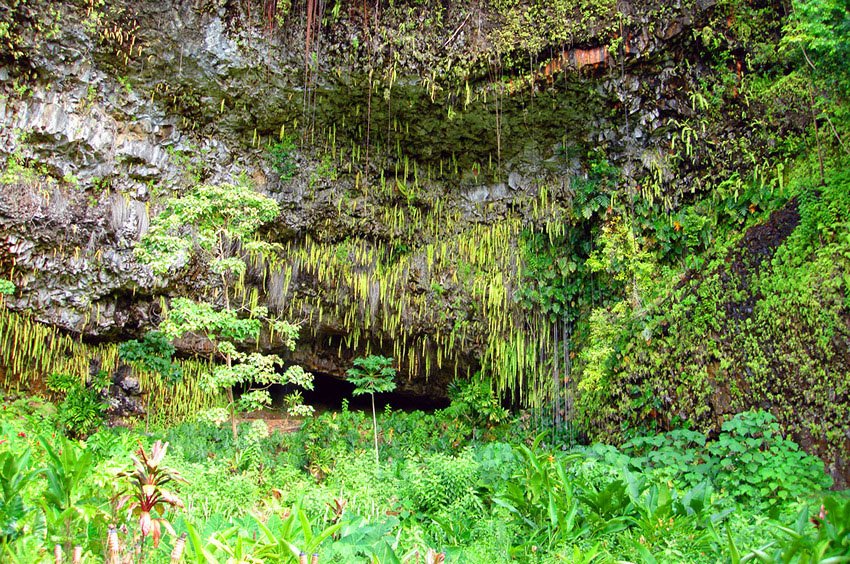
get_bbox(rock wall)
[0,0,776,399]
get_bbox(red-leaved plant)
[116,440,186,559]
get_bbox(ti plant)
[116,440,185,561]
[345,355,397,470]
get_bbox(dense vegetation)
[1,0,850,561]
[0,395,847,562]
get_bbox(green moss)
[576,163,850,472]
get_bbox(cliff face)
[1,0,727,395]
[4,0,847,486]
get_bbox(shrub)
[620,411,832,511]
[46,371,108,438]
[267,136,297,181]
[402,452,479,517]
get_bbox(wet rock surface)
[105,363,146,425]
[0,1,717,387]
[0,0,777,402]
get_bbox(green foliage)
[586,214,657,311]
[752,494,850,562]
[135,180,280,276]
[346,355,398,396]
[284,390,314,417]
[0,0,61,66]
[578,160,850,473]
[517,228,598,322]
[161,298,261,343]
[57,386,108,439]
[267,135,298,181]
[39,435,105,553]
[46,371,108,438]
[118,331,182,383]
[0,280,14,296]
[136,181,311,438]
[474,442,517,490]
[572,153,619,221]
[0,450,40,545]
[783,0,850,92]
[621,411,832,511]
[402,452,478,516]
[0,397,839,562]
[709,412,832,510]
[444,377,509,430]
[346,355,397,469]
[490,0,617,65]
[493,438,587,555]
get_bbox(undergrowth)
[0,396,844,563]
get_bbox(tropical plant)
[493,436,587,555]
[285,390,315,417]
[0,450,40,545]
[118,331,182,383]
[39,436,105,554]
[735,494,850,563]
[444,376,509,432]
[135,180,313,439]
[115,440,186,560]
[251,504,342,562]
[46,371,108,439]
[345,355,397,469]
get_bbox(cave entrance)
[255,371,449,413]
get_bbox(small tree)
[135,180,312,439]
[345,355,397,469]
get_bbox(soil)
[241,410,304,434]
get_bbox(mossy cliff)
[1,1,848,482]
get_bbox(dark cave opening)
[242,371,449,413]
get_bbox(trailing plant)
[0,309,215,424]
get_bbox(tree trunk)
[226,385,238,441]
[227,388,238,440]
[371,393,379,470]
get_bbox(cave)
[244,371,450,414]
